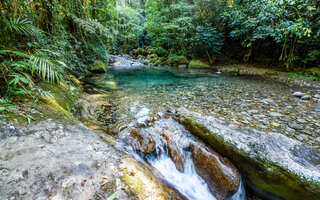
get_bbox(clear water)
[149,152,217,200]
[85,66,319,147]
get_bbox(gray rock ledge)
[174,107,320,200]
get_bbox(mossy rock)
[168,55,188,66]
[134,48,147,56]
[188,60,210,69]
[306,67,320,75]
[147,48,156,55]
[174,110,320,200]
[147,54,159,64]
[91,61,107,73]
[156,47,168,57]
[120,158,170,200]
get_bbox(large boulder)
[174,108,320,200]
[168,55,188,66]
[188,60,210,69]
[191,143,240,200]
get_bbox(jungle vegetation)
[0,0,319,100]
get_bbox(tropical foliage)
[0,0,319,99]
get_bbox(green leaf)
[107,191,119,200]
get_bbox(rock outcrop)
[0,120,182,200]
[191,143,240,200]
[174,107,320,200]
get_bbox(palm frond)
[29,49,65,83]
[3,17,44,37]
[0,49,30,58]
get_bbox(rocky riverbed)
[82,66,320,150]
[2,60,320,200]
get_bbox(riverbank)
[1,58,320,200]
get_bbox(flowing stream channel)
[79,62,319,200]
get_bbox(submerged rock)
[175,108,320,200]
[191,143,240,200]
[301,95,311,100]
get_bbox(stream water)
[81,64,319,200]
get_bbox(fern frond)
[74,17,110,37]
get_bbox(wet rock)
[178,65,187,69]
[297,119,308,124]
[288,122,304,130]
[120,158,174,200]
[292,92,305,97]
[108,121,127,135]
[295,134,304,141]
[191,143,240,200]
[77,94,113,125]
[161,131,186,172]
[260,98,274,104]
[247,110,259,114]
[301,95,311,100]
[269,112,284,117]
[175,108,320,200]
[128,128,156,154]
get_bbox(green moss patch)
[188,60,210,69]
[91,61,107,73]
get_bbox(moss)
[120,158,169,200]
[91,61,107,73]
[147,54,159,64]
[120,173,145,198]
[168,55,188,66]
[134,48,147,56]
[306,67,320,75]
[188,60,210,69]
[174,115,320,200]
[264,71,282,76]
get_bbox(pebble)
[295,135,304,141]
[288,122,304,130]
[271,122,281,127]
[269,112,284,117]
[292,92,305,97]
[248,110,259,114]
[260,99,274,104]
[296,119,308,124]
[301,95,311,100]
